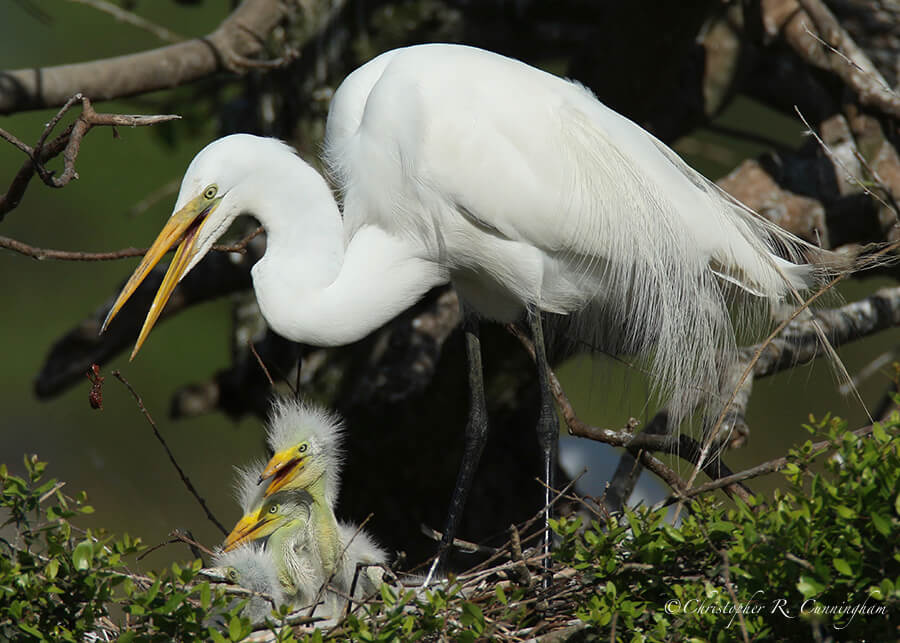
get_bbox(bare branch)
[659,423,877,503]
[0,0,289,115]
[0,226,263,262]
[0,94,179,220]
[769,0,900,119]
[749,285,900,377]
[0,236,148,261]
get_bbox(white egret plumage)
[256,398,346,506]
[211,544,286,625]
[225,467,387,622]
[102,44,833,581]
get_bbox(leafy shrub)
[1,414,897,641]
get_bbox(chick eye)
[203,185,217,200]
[268,504,278,514]
[227,569,238,581]
[298,444,308,454]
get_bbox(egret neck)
[305,473,342,576]
[246,159,448,347]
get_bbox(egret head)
[101,134,296,358]
[223,491,312,553]
[212,542,277,589]
[258,398,345,503]
[211,543,285,622]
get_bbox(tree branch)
[0,95,179,220]
[0,0,288,115]
[764,0,900,120]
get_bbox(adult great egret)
[102,44,830,580]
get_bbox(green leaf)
[495,585,507,605]
[707,521,734,534]
[460,601,484,634]
[833,558,852,576]
[207,630,228,643]
[834,505,856,519]
[871,512,891,536]
[18,623,43,638]
[663,524,685,543]
[145,577,161,604]
[797,575,826,598]
[228,615,243,641]
[45,557,59,580]
[72,540,93,571]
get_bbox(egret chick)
[211,544,286,625]
[334,521,389,601]
[226,490,388,621]
[253,398,346,574]
[258,397,345,506]
[225,489,325,611]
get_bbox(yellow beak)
[223,511,278,552]
[259,449,306,499]
[101,193,219,360]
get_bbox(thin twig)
[0,226,263,262]
[112,370,227,535]
[794,0,900,119]
[657,423,877,506]
[795,107,896,214]
[720,549,750,643]
[419,524,499,554]
[0,236,148,261]
[507,324,748,502]
[170,528,216,557]
[248,341,276,388]
[0,94,179,219]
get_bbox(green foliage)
[0,455,287,641]
[2,415,898,641]
[552,414,900,641]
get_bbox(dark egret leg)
[424,309,489,586]
[527,308,558,571]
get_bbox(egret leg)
[527,308,558,571]
[424,310,488,586]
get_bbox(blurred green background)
[1,2,893,571]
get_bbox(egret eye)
[203,185,217,200]
[268,504,278,514]
[298,444,308,454]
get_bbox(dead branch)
[796,0,900,119]
[0,226,264,262]
[658,422,877,505]
[764,0,900,120]
[0,94,179,220]
[0,0,288,115]
[749,285,900,377]
[506,324,751,503]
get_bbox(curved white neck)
[246,157,448,346]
